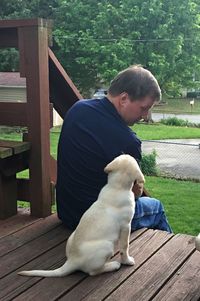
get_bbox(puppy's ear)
[104,159,118,174]
[136,169,145,184]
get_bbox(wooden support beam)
[0,147,12,159]
[0,18,52,29]
[17,178,55,205]
[0,102,27,126]
[0,140,30,155]
[0,28,18,47]
[0,174,17,219]
[0,153,29,177]
[18,24,52,217]
[0,102,53,127]
[17,178,30,202]
[50,155,57,184]
[49,48,82,118]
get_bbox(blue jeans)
[131,197,172,233]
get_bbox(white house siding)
[0,86,26,102]
[53,110,63,127]
[0,86,63,126]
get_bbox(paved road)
[152,113,200,124]
[142,139,200,180]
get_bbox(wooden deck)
[0,209,200,301]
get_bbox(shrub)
[141,150,158,176]
[160,117,189,127]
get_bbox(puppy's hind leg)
[83,241,117,276]
[89,261,121,276]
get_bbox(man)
[56,65,172,233]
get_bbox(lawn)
[132,123,200,140]
[0,124,199,235]
[153,97,200,114]
[145,176,200,236]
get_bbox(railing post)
[18,20,52,217]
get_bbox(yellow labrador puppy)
[18,154,145,277]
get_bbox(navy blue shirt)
[56,97,141,229]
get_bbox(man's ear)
[119,92,129,106]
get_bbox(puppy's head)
[104,154,145,184]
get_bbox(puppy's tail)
[18,260,77,277]
[195,233,200,252]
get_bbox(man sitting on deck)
[56,65,172,233]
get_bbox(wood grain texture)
[0,147,12,159]
[0,212,198,301]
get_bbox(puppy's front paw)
[121,256,135,266]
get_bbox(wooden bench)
[0,210,199,300]
[0,140,30,219]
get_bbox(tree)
[0,0,58,72]
[53,0,200,95]
[1,0,200,96]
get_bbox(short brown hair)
[108,65,161,101]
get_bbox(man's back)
[56,97,141,229]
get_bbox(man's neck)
[106,93,121,114]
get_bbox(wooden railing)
[0,18,82,219]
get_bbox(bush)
[141,150,158,176]
[160,117,189,127]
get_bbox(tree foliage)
[0,0,200,96]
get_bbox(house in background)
[0,72,63,126]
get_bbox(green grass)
[153,97,200,114]
[145,176,200,236]
[1,126,200,235]
[132,123,200,140]
[2,123,199,144]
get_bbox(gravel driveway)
[142,139,200,180]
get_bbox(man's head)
[107,65,161,125]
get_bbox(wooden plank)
[0,18,53,29]
[0,140,30,155]
[105,234,195,301]
[152,250,200,301]
[0,102,27,126]
[17,178,30,202]
[0,28,18,47]
[4,228,147,301]
[0,174,17,219]
[0,208,40,239]
[18,27,26,77]
[49,102,54,128]
[0,225,71,300]
[49,48,82,119]
[50,155,57,184]
[19,25,52,217]
[19,26,52,77]
[0,214,61,257]
[0,147,12,159]
[0,242,66,301]
[59,229,173,301]
[0,223,70,279]
[17,179,55,204]
[49,48,82,100]
[0,153,29,176]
